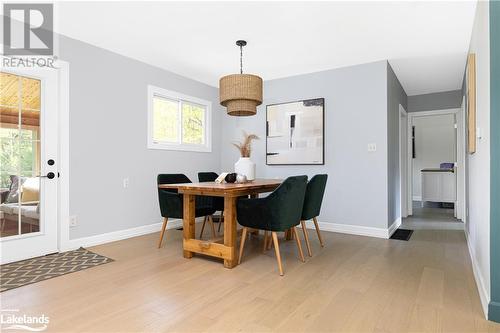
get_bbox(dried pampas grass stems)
[232,131,259,157]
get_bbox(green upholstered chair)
[300,174,328,256]
[198,172,225,234]
[157,174,216,248]
[236,175,308,275]
[198,172,219,183]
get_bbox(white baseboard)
[61,218,183,251]
[412,196,422,201]
[303,220,397,239]
[464,230,489,319]
[64,217,401,252]
[388,217,402,237]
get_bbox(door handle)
[38,172,56,179]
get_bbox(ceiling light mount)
[235,40,247,47]
[219,40,263,116]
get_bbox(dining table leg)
[223,196,238,268]
[183,193,195,259]
[249,194,260,236]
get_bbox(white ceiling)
[56,1,477,96]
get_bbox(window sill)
[147,142,212,153]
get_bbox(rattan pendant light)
[219,40,263,116]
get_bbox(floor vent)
[390,229,413,241]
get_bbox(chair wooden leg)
[313,217,324,247]
[199,216,207,239]
[263,231,269,252]
[157,217,168,248]
[292,227,305,262]
[238,227,248,264]
[301,220,313,257]
[271,232,284,276]
[209,215,216,238]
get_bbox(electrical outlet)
[69,215,77,228]
[367,143,377,152]
[123,178,130,188]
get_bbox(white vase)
[234,157,256,181]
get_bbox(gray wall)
[59,37,400,236]
[466,0,491,313]
[387,62,408,226]
[407,90,462,112]
[59,36,223,239]
[221,61,390,229]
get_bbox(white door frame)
[0,59,70,263]
[398,105,410,217]
[56,60,71,252]
[406,108,465,221]
[457,97,467,222]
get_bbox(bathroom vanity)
[421,168,456,205]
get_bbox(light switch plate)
[367,143,377,152]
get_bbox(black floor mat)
[390,229,413,241]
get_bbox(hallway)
[402,201,464,230]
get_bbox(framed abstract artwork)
[266,98,324,165]
[467,53,476,154]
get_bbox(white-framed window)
[147,85,212,152]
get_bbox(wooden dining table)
[158,179,282,268]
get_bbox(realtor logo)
[3,3,54,56]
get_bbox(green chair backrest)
[157,174,191,219]
[267,175,308,230]
[198,172,219,182]
[301,174,328,220]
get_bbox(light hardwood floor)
[402,201,464,231]
[1,225,499,333]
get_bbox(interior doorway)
[400,108,466,230]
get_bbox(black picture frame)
[265,98,325,165]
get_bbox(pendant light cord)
[240,44,243,74]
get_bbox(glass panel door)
[1,73,42,237]
[0,67,58,264]
[0,73,41,237]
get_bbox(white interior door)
[1,66,59,264]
